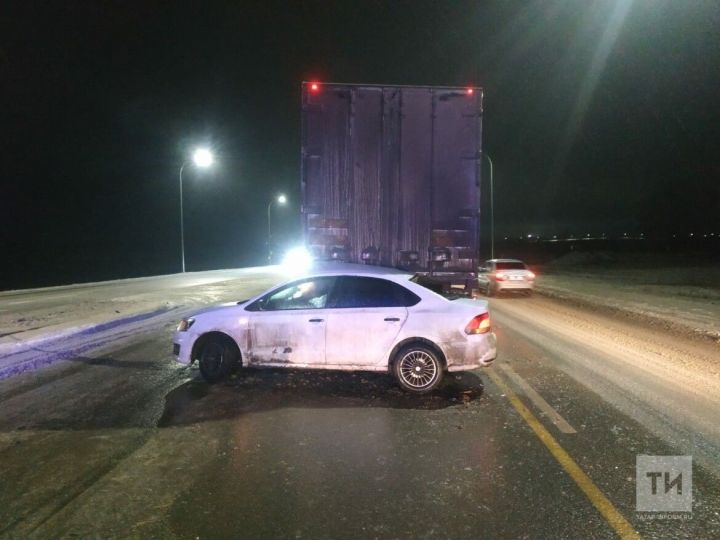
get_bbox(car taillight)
[527,271,536,280]
[494,272,507,281]
[465,313,491,334]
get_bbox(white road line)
[498,364,577,434]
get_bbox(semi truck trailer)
[300,82,483,294]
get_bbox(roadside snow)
[1,257,717,380]
[535,253,720,341]
[0,268,283,362]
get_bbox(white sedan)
[172,264,497,393]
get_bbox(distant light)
[466,88,474,95]
[310,82,320,92]
[192,148,214,168]
[282,247,313,274]
[527,234,533,238]
[277,194,287,205]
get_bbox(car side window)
[247,277,336,311]
[330,277,420,308]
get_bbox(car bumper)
[444,332,497,371]
[496,280,534,291]
[172,331,195,364]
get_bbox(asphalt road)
[1,291,719,538]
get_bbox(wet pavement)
[1,300,719,538]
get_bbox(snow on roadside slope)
[1,257,717,380]
[0,268,281,340]
[535,253,720,341]
[0,268,284,378]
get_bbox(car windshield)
[495,261,527,270]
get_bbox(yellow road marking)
[488,369,641,540]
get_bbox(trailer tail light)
[310,82,320,92]
[465,313,491,334]
[494,272,507,281]
[466,88,474,95]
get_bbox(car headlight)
[177,318,195,332]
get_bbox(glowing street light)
[192,147,214,168]
[267,194,287,264]
[179,147,215,273]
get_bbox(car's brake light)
[527,271,536,280]
[494,272,507,281]
[465,313,491,334]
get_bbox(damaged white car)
[172,264,496,393]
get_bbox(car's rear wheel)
[393,344,444,394]
[198,336,239,383]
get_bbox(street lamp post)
[179,148,214,273]
[482,152,495,259]
[267,194,287,264]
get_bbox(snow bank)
[537,254,720,341]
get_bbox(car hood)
[189,301,244,319]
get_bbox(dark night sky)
[1,1,719,289]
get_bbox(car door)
[324,277,418,368]
[245,276,336,367]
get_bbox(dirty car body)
[173,264,496,393]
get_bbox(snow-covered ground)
[0,267,282,339]
[1,256,717,379]
[0,267,284,378]
[535,252,720,341]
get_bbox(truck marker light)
[310,82,319,92]
[466,88,474,95]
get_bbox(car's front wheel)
[197,336,239,383]
[393,344,444,394]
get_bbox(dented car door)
[245,277,336,366]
